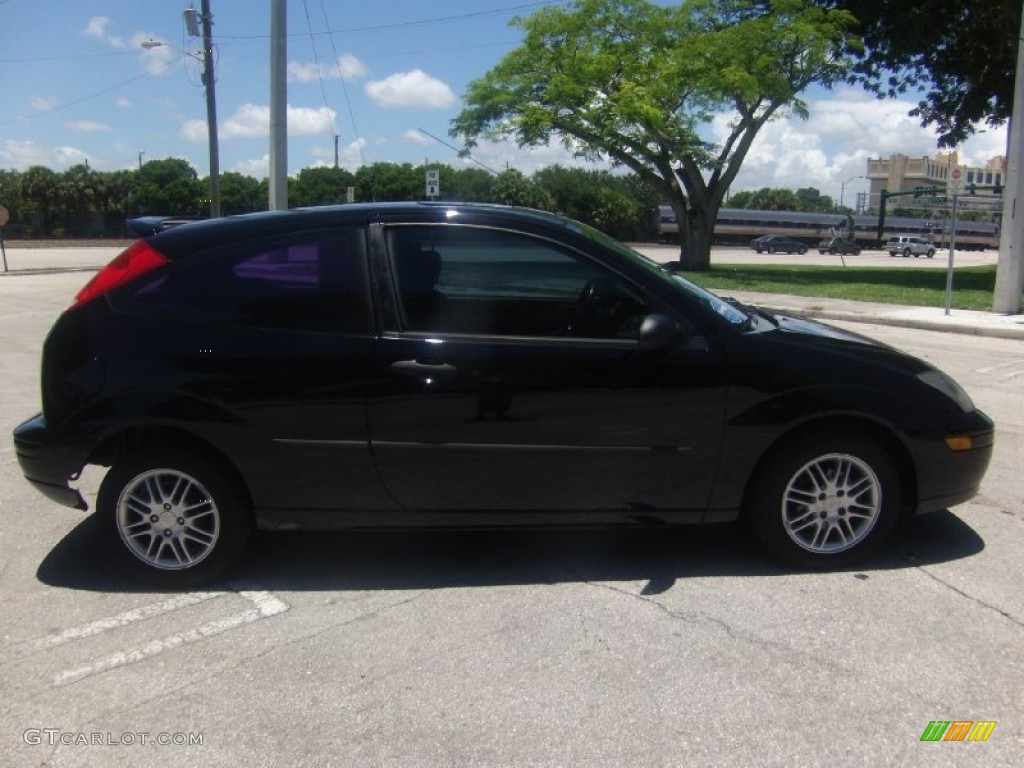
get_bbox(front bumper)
[12,413,88,510]
[911,409,995,515]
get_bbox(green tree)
[215,172,266,215]
[822,0,1020,146]
[354,162,420,201]
[97,170,134,215]
[447,167,495,202]
[795,186,835,212]
[19,166,60,235]
[0,169,24,222]
[490,169,556,209]
[452,0,856,269]
[533,166,642,238]
[130,158,201,215]
[291,166,357,207]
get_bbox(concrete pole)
[993,9,1024,313]
[269,0,288,211]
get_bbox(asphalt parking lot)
[1,252,1022,767]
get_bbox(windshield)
[565,219,752,327]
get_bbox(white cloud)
[82,16,124,48]
[714,90,1008,200]
[182,104,338,142]
[468,138,611,176]
[65,120,111,133]
[29,96,57,112]
[288,53,367,83]
[115,97,133,108]
[310,138,367,171]
[402,129,434,146]
[365,70,456,109]
[0,140,93,171]
[234,154,270,178]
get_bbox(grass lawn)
[683,264,1001,312]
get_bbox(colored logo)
[920,721,997,742]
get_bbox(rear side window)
[115,230,371,333]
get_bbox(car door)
[365,220,727,520]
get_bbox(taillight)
[72,240,169,308]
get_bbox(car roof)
[144,202,588,258]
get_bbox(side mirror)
[638,313,682,352]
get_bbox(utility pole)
[994,9,1024,313]
[200,0,220,217]
[269,0,288,210]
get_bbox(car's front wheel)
[98,448,252,587]
[747,432,900,568]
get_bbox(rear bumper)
[12,413,88,510]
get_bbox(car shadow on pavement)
[36,510,984,594]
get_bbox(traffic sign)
[947,166,966,194]
[426,169,440,198]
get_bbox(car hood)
[771,312,890,346]
[757,309,930,374]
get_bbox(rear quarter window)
[113,230,371,333]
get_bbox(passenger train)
[654,206,999,251]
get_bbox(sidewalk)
[727,290,1024,341]
[2,245,1023,340]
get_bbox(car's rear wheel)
[926,249,935,258]
[903,248,912,257]
[98,449,252,587]
[747,432,900,568]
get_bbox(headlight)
[916,369,975,412]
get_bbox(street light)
[840,175,866,213]
[141,29,220,217]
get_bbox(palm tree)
[19,166,59,236]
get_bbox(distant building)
[866,152,1006,208]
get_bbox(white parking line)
[53,590,289,687]
[32,591,227,652]
[977,360,1024,379]
[4,588,289,687]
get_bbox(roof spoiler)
[126,216,201,237]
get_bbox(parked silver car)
[887,235,935,258]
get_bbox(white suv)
[887,235,936,258]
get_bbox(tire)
[926,249,935,258]
[799,248,807,255]
[98,448,252,587]
[768,246,775,254]
[746,432,901,569]
[902,248,911,258]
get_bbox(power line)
[216,2,564,40]
[0,61,179,129]
[300,0,337,140]
[318,0,364,166]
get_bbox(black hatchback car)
[14,203,994,585]
[749,235,808,254]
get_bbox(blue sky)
[0,0,1009,206]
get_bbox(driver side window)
[386,225,647,339]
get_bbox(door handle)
[390,359,457,375]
